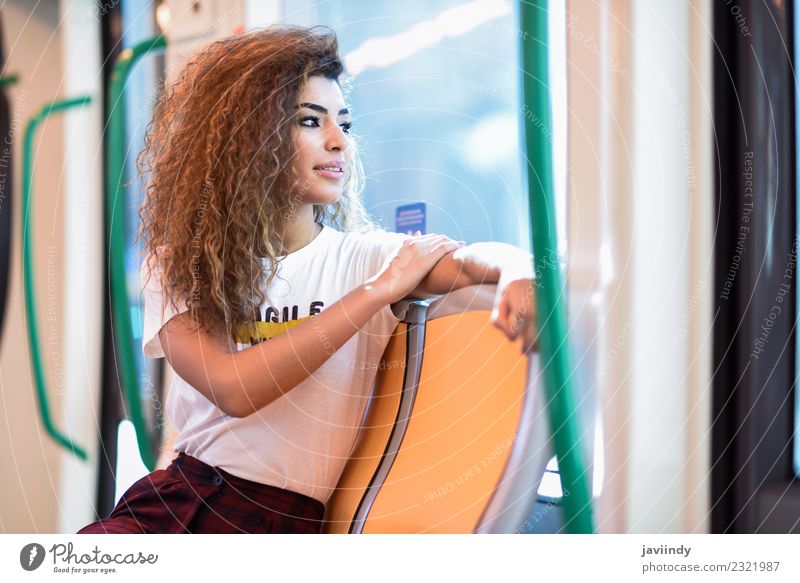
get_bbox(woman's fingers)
[492,279,539,353]
[492,292,515,338]
[407,235,463,261]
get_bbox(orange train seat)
[324,284,560,533]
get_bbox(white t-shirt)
[140,225,409,504]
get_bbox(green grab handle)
[520,0,595,533]
[22,96,92,460]
[107,35,167,471]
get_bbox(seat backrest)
[324,284,554,533]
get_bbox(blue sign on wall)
[395,202,426,235]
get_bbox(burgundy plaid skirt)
[77,452,325,534]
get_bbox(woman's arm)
[223,283,387,417]
[159,235,463,418]
[413,242,534,295]
[412,242,539,352]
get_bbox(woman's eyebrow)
[297,102,349,116]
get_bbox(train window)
[278,0,567,252]
[109,0,573,506]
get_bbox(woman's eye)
[298,116,352,134]
[299,116,319,128]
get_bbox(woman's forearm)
[224,283,389,417]
[414,242,534,297]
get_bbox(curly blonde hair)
[137,25,377,340]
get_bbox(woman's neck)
[279,213,322,255]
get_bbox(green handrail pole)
[520,1,595,533]
[107,35,167,471]
[22,96,92,460]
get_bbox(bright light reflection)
[114,420,148,505]
[344,0,511,75]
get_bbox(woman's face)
[290,75,352,206]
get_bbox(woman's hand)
[491,277,538,353]
[368,232,465,304]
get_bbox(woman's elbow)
[215,373,250,418]
[221,397,247,419]
[219,376,279,418]
[219,382,256,418]
[211,388,245,418]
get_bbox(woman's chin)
[308,191,343,206]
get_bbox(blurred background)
[1,0,797,534]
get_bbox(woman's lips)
[314,168,344,180]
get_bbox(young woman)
[78,25,536,534]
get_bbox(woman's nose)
[325,124,348,152]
